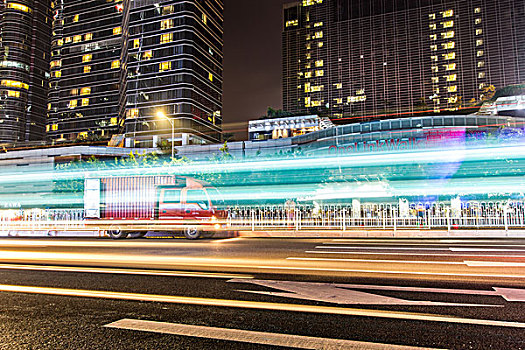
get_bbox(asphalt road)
[0,237,524,349]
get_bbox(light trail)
[2,284,525,328]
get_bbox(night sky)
[223,0,291,137]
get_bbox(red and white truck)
[84,175,227,239]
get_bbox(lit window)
[202,13,207,24]
[356,89,365,95]
[442,42,455,49]
[476,39,483,46]
[110,117,118,126]
[57,39,64,46]
[475,18,482,25]
[431,55,438,62]
[143,50,153,60]
[432,77,439,83]
[446,74,457,82]
[159,61,171,72]
[65,37,72,43]
[306,53,311,59]
[315,60,323,67]
[441,31,454,39]
[286,19,298,27]
[313,31,323,39]
[442,9,454,18]
[478,72,486,79]
[443,52,456,60]
[315,70,324,77]
[69,100,78,109]
[208,73,213,82]
[7,90,20,98]
[317,42,323,48]
[50,60,61,68]
[477,50,484,57]
[334,98,342,104]
[73,14,79,22]
[71,89,78,96]
[85,33,93,41]
[127,108,139,119]
[162,5,174,15]
[448,96,458,103]
[429,24,437,30]
[334,83,342,89]
[429,13,436,20]
[111,60,120,69]
[81,98,89,106]
[113,26,122,35]
[7,3,31,12]
[304,72,312,78]
[54,70,61,78]
[304,97,311,107]
[80,87,91,95]
[478,61,485,68]
[302,0,323,7]
[133,39,140,48]
[431,66,439,73]
[476,29,483,35]
[84,66,91,73]
[314,22,323,27]
[430,44,437,51]
[0,80,29,90]
[445,63,456,70]
[160,19,173,30]
[475,8,481,14]
[73,35,81,43]
[430,34,437,41]
[51,124,58,131]
[82,54,92,63]
[160,33,173,44]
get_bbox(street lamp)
[156,111,174,160]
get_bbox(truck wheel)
[184,227,201,240]
[108,229,129,239]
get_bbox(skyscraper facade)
[283,0,525,121]
[123,0,223,147]
[47,0,123,142]
[48,0,223,146]
[0,0,52,143]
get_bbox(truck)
[84,175,226,239]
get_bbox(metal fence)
[226,201,525,231]
[2,201,525,232]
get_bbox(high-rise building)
[47,0,123,142]
[123,0,223,147]
[48,0,223,146]
[283,0,525,121]
[0,0,52,143]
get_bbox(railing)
[227,201,525,231]
[2,201,525,232]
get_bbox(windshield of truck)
[206,188,225,208]
[186,190,209,210]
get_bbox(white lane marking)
[0,263,252,279]
[105,319,435,350]
[452,248,525,252]
[320,246,525,252]
[287,257,464,265]
[318,246,451,250]
[324,242,525,247]
[1,284,523,328]
[230,280,499,307]
[305,250,525,258]
[465,261,525,267]
[249,265,525,279]
[213,237,244,244]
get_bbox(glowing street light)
[156,111,174,160]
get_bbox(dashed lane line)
[105,318,440,350]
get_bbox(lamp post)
[156,111,174,160]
